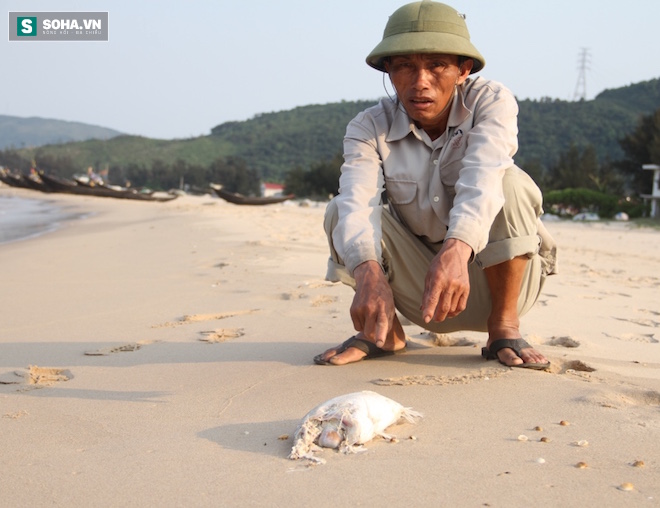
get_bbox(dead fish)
[288,390,422,464]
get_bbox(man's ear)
[457,58,474,83]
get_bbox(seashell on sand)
[632,460,645,468]
[517,434,529,442]
[618,483,634,491]
[534,426,543,432]
[560,420,570,426]
[575,440,589,447]
[288,391,422,464]
[575,461,588,469]
[540,437,550,443]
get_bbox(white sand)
[1,186,659,506]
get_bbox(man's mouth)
[410,97,433,104]
[407,97,434,112]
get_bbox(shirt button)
[433,159,438,165]
[433,196,440,202]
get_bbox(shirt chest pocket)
[439,156,463,189]
[383,178,417,205]
[439,131,468,188]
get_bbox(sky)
[2,0,659,140]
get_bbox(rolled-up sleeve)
[332,112,386,274]
[446,84,519,254]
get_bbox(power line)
[573,48,591,101]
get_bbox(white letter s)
[21,18,33,34]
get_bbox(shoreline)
[1,187,659,506]
[0,187,92,245]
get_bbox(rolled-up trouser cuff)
[474,234,540,269]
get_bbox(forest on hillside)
[1,79,659,213]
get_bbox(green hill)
[6,78,660,181]
[10,100,376,181]
[0,115,122,150]
[517,78,660,166]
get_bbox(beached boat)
[0,170,29,189]
[0,170,52,193]
[210,183,294,205]
[37,173,178,202]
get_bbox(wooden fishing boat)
[38,173,178,202]
[0,170,52,192]
[210,183,294,205]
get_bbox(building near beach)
[641,164,660,218]
[261,182,285,198]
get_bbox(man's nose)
[411,68,432,88]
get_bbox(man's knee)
[476,167,543,268]
[500,166,543,223]
[324,198,339,238]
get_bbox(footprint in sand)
[576,386,660,410]
[302,280,338,289]
[85,339,160,356]
[2,410,29,419]
[198,328,245,343]
[614,317,660,328]
[603,332,658,344]
[246,240,268,247]
[546,359,596,376]
[546,336,581,348]
[281,281,339,301]
[310,295,338,307]
[0,366,72,389]
[374,368,509,386]
[627,275,660,287]
[280,290,308,301]
[152,309,260,328]
[424,332,477,347]
[599,291,632,298]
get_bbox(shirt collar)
[386,103,417,143]
[448,82,473,128]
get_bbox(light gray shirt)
[333,76,519,274]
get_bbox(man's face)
[385,54,472,136]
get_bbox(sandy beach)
[1,185,659,507]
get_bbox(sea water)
[0,194,81,245]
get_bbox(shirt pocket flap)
[384,178,417,205]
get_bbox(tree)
[587,156,624,195]
[618,107,660,195]
[547,143,595,190]
[0,148,31,172]
[518,158,548,190]
[284,152,342,198]
[207,157,260,196]
[34,152,78,175]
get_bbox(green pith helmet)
[366,0,485,74]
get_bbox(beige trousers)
[324,166,557,333]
